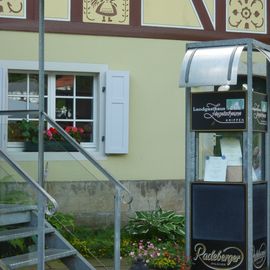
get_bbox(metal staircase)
[0,112,133,270]
[0,204,96,269]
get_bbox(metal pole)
[185,87,192,257]
[37,0,45,269]
[266,60,270,269]
[245,40,253,270]
[114,187,122,270]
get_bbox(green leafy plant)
[46,212,75,239]
[0,236,36,259]
[19,119,39,143]
[124,208,185,242]
[74,227,114,258]
[47,213,114,258]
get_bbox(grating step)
[0,205,37,226]
[0,205,36,214]
[1,248,77,269]
[0,227,55,242]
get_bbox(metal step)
[0,205,36,214]
[0,227,55,242]
[0,206,96,269]
[45,222,96,270]
[1,248,77,269]
[0,205,37,226]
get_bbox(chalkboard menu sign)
[253,92,267,132]
[191,91,246,131]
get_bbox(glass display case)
[180,39,269,270]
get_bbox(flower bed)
[124,240,191,270]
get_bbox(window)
[8,72,96,147]
[54,74,95,143]
[0,61,129,155]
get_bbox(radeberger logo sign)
[253,243,266,269]
[193,243,244,270]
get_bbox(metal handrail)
[0,149,58,216]
[0,110,39,117]
[43,112,133,204]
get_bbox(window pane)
[57,121,73,130]
[8,73,27,95]
[76,99,93,119]
[76,122,93,142]
[56,75,74,96]
[8,120,39,142]
[76,76,93,97]
[8,120,24,142]
[56,98,73,119]
[253,133,265,181]
[8,96,27,110]
[29,97,39,110]
[29,74,48,96]
[29,74,39,96]
[45,98,48,113]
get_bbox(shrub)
[122,209,188,269]
[123,208,185,242]
[47,213,114,258]
[46,212,75,239]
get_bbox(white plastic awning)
[257,48,270,62]
[179,46,245,87]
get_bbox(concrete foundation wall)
[45,180,185,228]
[1,179,185,228]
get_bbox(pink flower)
[46,130,53,139]
[71,127,78,132]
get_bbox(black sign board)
[191,91,246,131]
[191,240,246,270]
[253,92,267,132]
[253,238,267,270]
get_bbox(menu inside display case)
[198,132,265,182]
[198,132,242,182]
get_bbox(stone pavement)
[21,258,130,270]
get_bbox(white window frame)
[0,60,108,159]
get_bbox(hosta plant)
[124,208,185,242]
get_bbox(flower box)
[24,141,78,152]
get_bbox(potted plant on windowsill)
[43,126,84,152]
[19,119,39,151]
[19,120,84,152]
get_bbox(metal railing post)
[38,0,45,269]
[114,187,122,270]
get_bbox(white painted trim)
[202,0,216,30]
[0,67,8,150]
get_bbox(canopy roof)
[179,39,270,87]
